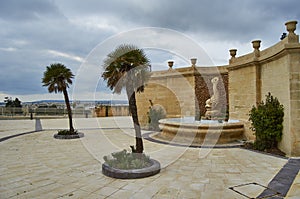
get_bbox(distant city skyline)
[0,99,129,106]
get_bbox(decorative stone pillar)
[229,49,237,64]
[168,61,174,70]
[191,58,197,67]
[252,40,261,58]
[251,40,262,103]
[285,20,298,43]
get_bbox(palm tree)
[42,63,75,134]
[102,44,151,153]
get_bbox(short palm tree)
[102,44,151,153]
[42,63,75,134]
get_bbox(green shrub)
[148,106,166,131]
[57,129,77,135]
[249,92,284,151]
[103,149,151,170]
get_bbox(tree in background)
[5,97,22,107]
[102,44,151,153]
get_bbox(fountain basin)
[156,117,244,145]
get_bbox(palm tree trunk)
[126,87,144,153]
[63,88,74,133]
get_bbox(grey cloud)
[125,0,299,41]
[0,0,114,96]
[0,0,299,99]
[56,0,300,41]
[0,0,64,22]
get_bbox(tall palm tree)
[102,44,151,153]
[42,63,75,134]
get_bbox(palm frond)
[42,63,74,93]
[102,44,151,94]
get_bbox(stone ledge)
[102,159,161,179]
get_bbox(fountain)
[152,76,244,147]
[156,117,244,146]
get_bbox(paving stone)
[130,190,152,199]
[122,182,144,191]
[0,117,299,198]
[110,189,135,198]
[94,186,118,197]
[59,189,91,198]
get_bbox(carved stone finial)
[229,49,237,58]
[252,40,261,57]
[168,61,174,70]
[229,49,237,64]
[285,21,298,43]
[191,58,197,67]
[252,40,261,50]
[285,21,297,35]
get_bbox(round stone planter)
[102,159,161,179]
[53,132,84,139]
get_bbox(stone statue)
[204,77,221,120]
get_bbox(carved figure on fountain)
[204,77,223,120]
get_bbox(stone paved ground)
[0,117,299,198]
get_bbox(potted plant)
[101,44,160,178]
[102,150,160,179]
[42,63,84,139]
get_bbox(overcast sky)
[0,0,299,102]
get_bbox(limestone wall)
[136,65,228,127]
[289,50,300,156]
[93,105,129,117]
[260,54,291,154]
[136,67,196,127]
[136,20,299,156]
[228,21,300,156]
[228,64,257,140]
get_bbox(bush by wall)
[249,92,284,150]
